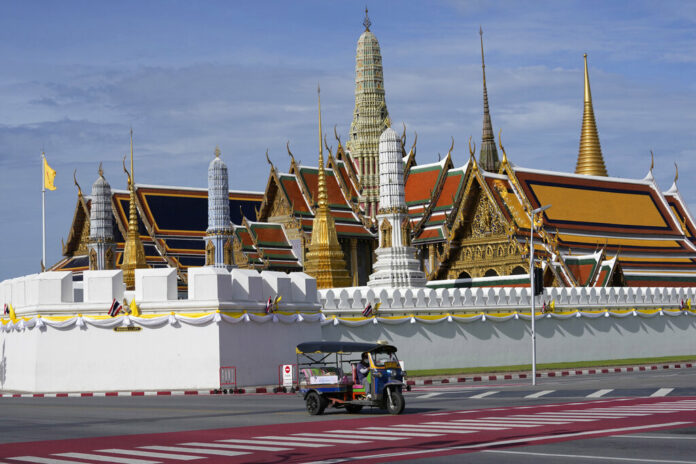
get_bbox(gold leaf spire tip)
[575,53,608,177]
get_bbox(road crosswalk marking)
[8,458,88,464]
[525,390,554,399]
[8,398,696,464]
[139,446,249,456]
[97,449,204,460]
[179,442,292,451]
[54,453,156,464]
[416,392,443,399]
[359,427,443,437]
[587,389,614,398]
[469,391,499,399]
[387,426,477,434]
[412,423,506,431]
[294,433,405,441]
[327,429,411,438]
[650,388,675,397]
[258,435,368,444]
[218,438,329,448]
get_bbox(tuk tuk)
[295,340,406,415]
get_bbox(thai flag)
[265,297,273,314]
[362,303,372,317]
[3,304,8,315]
[108,299,123,317]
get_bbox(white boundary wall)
[319,285,696,370]
[2,269,696,392]
[321,313,696,370]
[0,269,321,393]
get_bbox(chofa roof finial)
[73,169,82,197]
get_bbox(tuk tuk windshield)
[372,351,399,368]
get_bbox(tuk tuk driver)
[357,352,370,385]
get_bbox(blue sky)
[1,0,695,281]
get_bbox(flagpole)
[42,152,46,271]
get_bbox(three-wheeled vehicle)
[295,340,406,415]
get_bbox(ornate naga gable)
[433,166,525,280]
[63,194,91,257]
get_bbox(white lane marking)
[587,389,614,398]
[360,427,443,437]
[299,421,693,464]
[97,449,204,460]
[482,449,696,463]
[54,453,157,464]
[258,436,368,444]
[650,388,675,397]
[524,390,554,399]
[477,417,577,423]
[7,458,88,464]
[180,442,291,451]
[218,438,329,448]
[469,391,499,399]
[451,421,537,428]
[307,432,404,441]
[139,446,248,457]
[615,435,696,440]
[403,424,504,431]
[386,426,476,435]
[540,411,642,417]
[504,415,589,421]
[327,430,409,438]
[415,392,443,399]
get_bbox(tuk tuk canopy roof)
[296,341,397,354]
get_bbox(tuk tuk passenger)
[357,352,370,385]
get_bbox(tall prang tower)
[347,8,390,219]
[87,164,115,270]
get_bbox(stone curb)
[0,386,293,398]
[2,362,693,397]
[405,362,694,386]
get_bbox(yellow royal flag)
[129,299,141,317]
[43,156,57,191]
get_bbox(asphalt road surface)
[0,368,694,463]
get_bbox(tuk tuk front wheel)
[386,389,405,415]
[306,391,326,415]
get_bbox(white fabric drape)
[1,308,694,332]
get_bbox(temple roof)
[52,184,265,287]
[259,158,373,239]
[405,156,452,229]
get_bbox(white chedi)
[205,147,235,268]
[368,127,427,288]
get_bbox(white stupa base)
[368,246,427,288]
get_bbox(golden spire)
[317,83,327,208]
[575,54,608,176]
[121,128,148,290]
[303,84,351,288]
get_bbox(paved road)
[0,369,694,463]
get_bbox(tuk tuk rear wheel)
[386,389,405,415]
[306,392,325,415]
[345,404,363,414]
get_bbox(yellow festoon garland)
[0,310,324,331]
[1,308,694,331]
